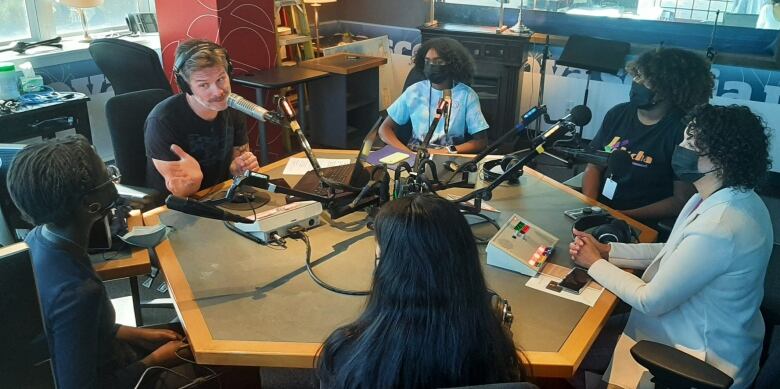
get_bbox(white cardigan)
[588,188,773,388]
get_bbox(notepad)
[282,157,351,175]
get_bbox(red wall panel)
[155,0,285,161]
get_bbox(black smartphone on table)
[559,267,591,294]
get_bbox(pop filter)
[607,149,633,183]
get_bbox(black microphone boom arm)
[450,122,577,208]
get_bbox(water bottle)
[0,63,20,101]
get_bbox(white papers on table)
[525,269,605,307]
[282,158,352,175]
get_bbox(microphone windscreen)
[165,195,188,210]
[607,149,632,181]
[569,105,593,127]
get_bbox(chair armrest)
[630,340,733,389]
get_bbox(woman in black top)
[8,135,188,388]
[582,48,714,225]
[317,194,532,388]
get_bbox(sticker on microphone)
[602,177,617,200]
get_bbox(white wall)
[519,54,780,172]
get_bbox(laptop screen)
[357,117,382,163]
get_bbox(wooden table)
[92,210,152,326]
[145,150,656,377]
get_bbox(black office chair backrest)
[89,38,172,95]
[0,243,55,388]
[763,243,780,327]
[105,89,172,187]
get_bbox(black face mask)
[424,63,449,84]
[672,145,715,183]
[629,81,659,110]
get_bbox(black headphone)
[573,214,635,244]
[481,155,524,183]
[487,289,514,330]
[173,41,233,95]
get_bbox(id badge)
[602,177,618,200]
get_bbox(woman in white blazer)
[570,104,774,389]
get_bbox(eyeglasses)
[424,58,448,66]
[86,165,121,193]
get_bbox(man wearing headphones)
[145,39,259,197]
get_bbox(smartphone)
[559,267,591,294]
[564,206,604,220]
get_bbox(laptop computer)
[293,117,381,197]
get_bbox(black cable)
[461,210,500,231]
[288,227,370,296]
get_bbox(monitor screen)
[0,243,55,388]
[0,143,32,240]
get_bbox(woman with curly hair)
[570,104,773,388]
[378,37,489,154]
[582,48,715,225]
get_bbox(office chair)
[105,88,170,206]
[105,89,176,322]
[89,39,172,95]
[629,243,780,388]
[385,66,426,145]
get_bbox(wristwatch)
[447,145,458,154]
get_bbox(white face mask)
[119,224,171,249]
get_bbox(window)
[447,0,524,7]
[0,1,32,42]
[1,0,156,45]
[659,0,730,23]
[54,0,143,35]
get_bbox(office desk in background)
[0,93,92,143]
[145,150,656,378]
[233,67,329,164]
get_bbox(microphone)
[440,105,547,179]
[555,147,611,166]
[607,148,633,183]
[277,96,302,133]
[166,195,254,224]
[227,93,282,125]
[532,105,592,147]
[442,89,452,135]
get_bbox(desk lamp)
[60,0,104,42]
[304,0,336,56]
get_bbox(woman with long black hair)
[317,194,533,388]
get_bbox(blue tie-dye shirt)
[386,80,489,149]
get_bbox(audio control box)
[235,200,322,242]
[486,214,558,276]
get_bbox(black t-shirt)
[588,102,685,211]
[144,93,248,195]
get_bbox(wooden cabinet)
[300,53,387,148]
[419,24,531,148]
